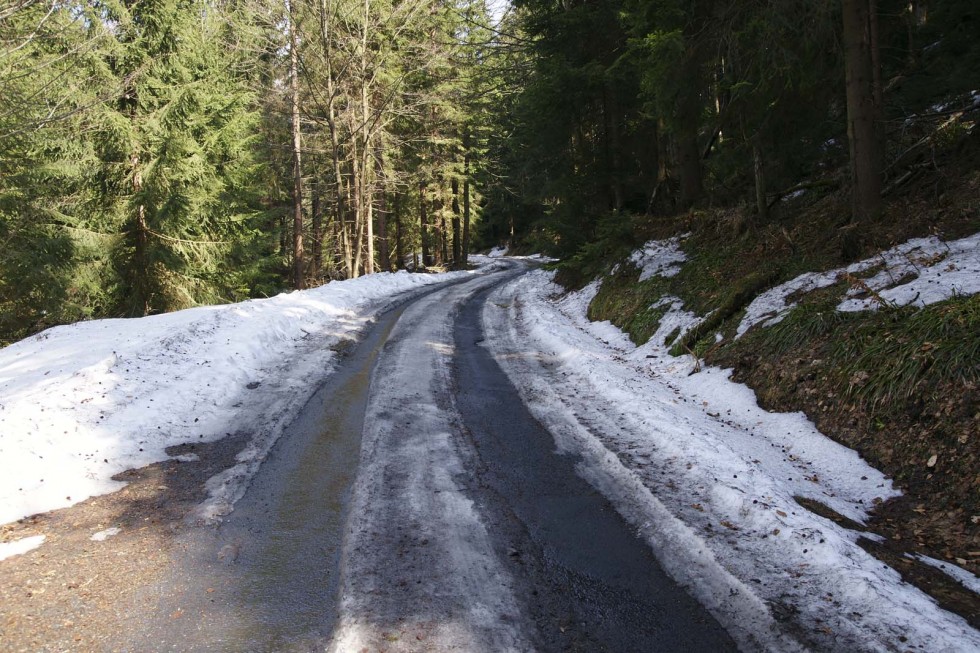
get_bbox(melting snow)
[0,535,45,561]
[483,263,980,651]
[0,269,477,527]
[913,553,980,595]
[628,234,688,281]
[90,527,122,542]
[738,232,980,337]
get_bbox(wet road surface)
[453,273,736,651]
[135,264,737,651]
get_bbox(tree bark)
[753,141,768,223]
[311,173,323,279]
[603,82,623,212]
[394,191,404,270]
[842,0,883,223]
[451,176,461,269]
[440,205,449,266]
[676,51,703,210]
[461,130,471,268]
[289,0,305,290]
[419,181,432,268]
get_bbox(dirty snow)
[483,263,980,651]
[738,232,980,337]
[913,553,980,595]
[330,268,530,653]
[90,527,121,542]
[0,535,45,561]
[0,269,477,529]
[629,234,689,281]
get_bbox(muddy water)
[132,303,406,652]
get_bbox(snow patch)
[912,554,980,595]
[90,527,122,542]
[738,232,980,338]
[628,234,689,281]
[0,535,45,561]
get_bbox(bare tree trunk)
[319,0,352,278]
[311,173,323,279]
[350,151,363,278]
[289,0,305,290]
[440,205,448,266]
[341,177,353,277]
[451,177,461,269]
[603,82,623,211]
[842,0,883,224]
[131,154,151,315]
[377,190,390,272]
[676,50,703,210]
[461,130,471,267]
[394,191,404,270]
[753,141,768,223]
[420,181,431,267]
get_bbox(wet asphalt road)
[453,271,736,651]
[133,265,737,651]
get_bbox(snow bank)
[0,270,472,527]
[738,232,980,337]
[484,266,980,651]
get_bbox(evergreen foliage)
[1,0,977,342]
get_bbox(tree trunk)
[461,131,471,268]
[311,174,323,279]
[377,190,390,272]
[842,0,883,223]
[440,208,448,266]
[753,141,768,223]
[359,0,374,275]
[394,191,404,270]
[451,176,461,269]
[676,50,703,211]
[131,154,151,315]
[603,82,623,212]
[420,181,432,267]
[289,0,304,290]
[677,128,701,210]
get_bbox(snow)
[0,269,476,528]
[628,234,688,281]
[913,554,980,595]
[487,245,508,257]
[738,232,980,337]
[483,266,980,651]
[0,535,45,561]
[90,527,121,542]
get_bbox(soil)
[0,433,247,652]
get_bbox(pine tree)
[97,0,266,315]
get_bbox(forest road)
[328,261,736,652]
[132,261,736,652]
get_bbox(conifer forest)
[1,1,977,342]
